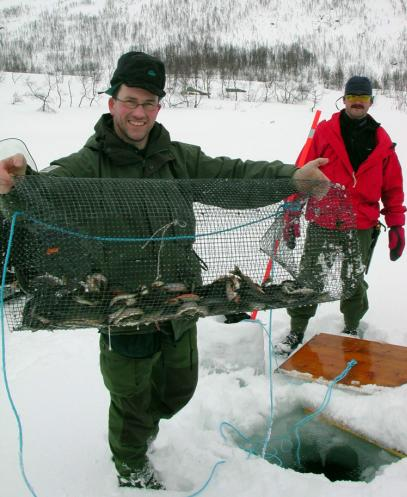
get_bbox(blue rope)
[184,460,226,497]
[216,316,282,463]
[183,316,275,497]
[15,210,283,243]
[13,202,293,243]
[213,317,358,475]
[261,314,275,458]
[293,359,358,466]
[1,212,39,497]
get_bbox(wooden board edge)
[275,365,391,395]
[303,408,406,459]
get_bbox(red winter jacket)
[299,112,405,230]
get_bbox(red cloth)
[297,112,405,230]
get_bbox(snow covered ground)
[1,75,407,497]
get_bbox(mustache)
[351,104,365,109]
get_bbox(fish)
[197,274,241,305]
[225,276,241,303]
[72,295,99,307]
[162,283,188,293]
[109,306,144,326]
[82,273,108,293]
[281,281,315,296]
[59,318,103,328]
[175,301,208,318]
[167,293,200,305]
[139,285,149,296]
[109,293,138,308]
[31,273,66,288]
[140,312,164,325]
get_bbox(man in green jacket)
[0,51,329,489]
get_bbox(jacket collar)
[86,113,174,170]
[327,112,393,172]
[340,109,380,133]
[324,112,354,172]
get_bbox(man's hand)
[292,158,329,199]
[389,226,405,261]
[0,154,27,194]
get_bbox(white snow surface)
[0,75,407,497]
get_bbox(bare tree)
[11,72,22,84]
[309,85,324,112]
[67,78,74,108]
[392,90,407,111]
[54,72,64,109]
[200,64,214,98]
[78,75,91,108]
[274,78,305,104]
[263,79,276,103]
[162,73,182,108]
[88,70,102,107]
[178,74,195,108]
[25,75,55,112]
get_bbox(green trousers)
[99,325,198,475]
[288,227,373,332]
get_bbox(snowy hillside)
[0,0,406,92]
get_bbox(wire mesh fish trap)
[261,187,365,302]
[0,176,363,332]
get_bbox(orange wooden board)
[278,333,407,388]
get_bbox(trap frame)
[1,176,363,333]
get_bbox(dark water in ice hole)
[234,408,400,482]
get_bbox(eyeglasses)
[113,97,159,111]
[345,94,372,103]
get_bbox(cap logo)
[147,69,157,77]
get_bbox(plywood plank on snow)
[278,333,407,388]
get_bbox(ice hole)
[238,408,400,482]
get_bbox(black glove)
[388,226,405,261]
[224,312,251,324]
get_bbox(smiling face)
[108,85,161,149]
[343,94,373,120]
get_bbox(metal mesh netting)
[0,176,364,332]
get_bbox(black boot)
[275,330,305,355]
[117,461,165,490]
[342,327,359,336]
[224,312,251,324]
[342,320,360,336]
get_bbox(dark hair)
[110,84,162,101]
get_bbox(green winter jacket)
[8,114,298,339]
[45,114,296,182]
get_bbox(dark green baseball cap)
[102,51,166,98]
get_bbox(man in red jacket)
[277,76,406,354]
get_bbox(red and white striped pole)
[296,109,322,167]
[250,109,322,320]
